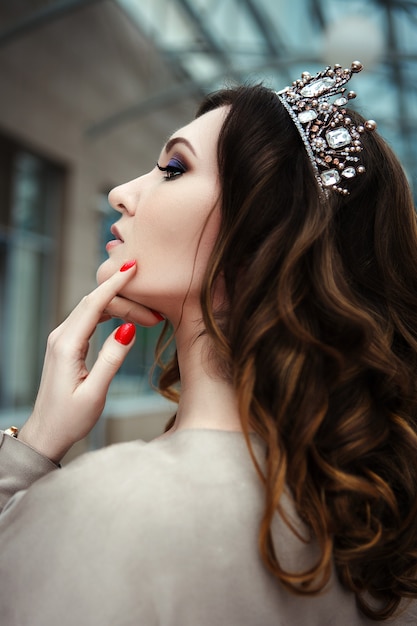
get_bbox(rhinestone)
[300,77,335,97]
[326,127,352,149]
[334,97,347,106]
[312,137,326,150]
[341,167,356,178]
[298,109,317,123]
[321,169,340,186]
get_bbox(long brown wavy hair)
[158,84,417,620]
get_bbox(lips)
[106,224,125,252]
[110,225,124,242]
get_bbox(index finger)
[59,260,138,339]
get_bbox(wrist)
[19,421,66,465]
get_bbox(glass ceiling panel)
[118,0,196,49]
[114,0,417,195]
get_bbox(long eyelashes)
[157,156,187,180]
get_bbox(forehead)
[169,106,228,157]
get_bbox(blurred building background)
[0,0,416,457]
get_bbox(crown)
[276,61,377,196]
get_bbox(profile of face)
[97,106,227,325]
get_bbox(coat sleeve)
[0,430,59,512]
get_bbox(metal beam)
[85,44,417,142]
[308,0,327,29]
[384,0,416,187]
[173,0,238,78]
[240,0,292,83]
[85,79,204,138]
[84,52,334,138]
[240,0,287,57]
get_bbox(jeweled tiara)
[277,61,377,196]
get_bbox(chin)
[96,259,114,285]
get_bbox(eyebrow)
[164,136,197,157]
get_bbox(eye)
[157,156,187,180]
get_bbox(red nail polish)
[150,310,165,322]
[115,323,135,345]
[120,260,136,272]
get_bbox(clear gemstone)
[326,127,352,149]
[342,167,356,178]
[334,97,348,106]
[300,77,335,97]
[321,169,340,186]
[298,109,317,123]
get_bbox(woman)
[1,62,416,624]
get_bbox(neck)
[166,309,242,435]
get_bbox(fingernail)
[150,309,165,322]
[120,260,136,272]
[115,323,136,345]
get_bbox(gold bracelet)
[4,426,19,438]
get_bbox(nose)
[108,179,137,215]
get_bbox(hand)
[19,261,161,463]
[102,294,164,326]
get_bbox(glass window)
[0,134,64,410]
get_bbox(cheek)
[200,204,221,255]
[184,205,221,286]
[141,191,220,272]
[95,189,221,301]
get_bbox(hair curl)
[159,84,417,620]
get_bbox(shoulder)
[19,429,264,523]
[2,430,266,582]
[64,427,264,485]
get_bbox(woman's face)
[97,106,227,321]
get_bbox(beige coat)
[0,429,415,625]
